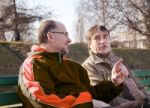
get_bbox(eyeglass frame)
[50,31,68,37]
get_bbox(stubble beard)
[61,47,69,55]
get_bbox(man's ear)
[47,32,54,42]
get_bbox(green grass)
[112,48,150,69]
[66,42,89,63]
[0,41,32,75]
[67,43,150,70]
[0,41,149,75]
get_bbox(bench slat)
[132,70,150,93]
[0,75,22,107]
[0,75,18,86]
[0,92,21,105]
[139,79,150,86]
[133,70,150,77]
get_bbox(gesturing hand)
[111,59,128,86]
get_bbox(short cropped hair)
[38,20,57,43]
[86,25,109,48]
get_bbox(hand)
[111,59,128,86]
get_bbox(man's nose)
[100,38,105,43]
[67,37,72,43]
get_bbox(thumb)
[114,58,123,72]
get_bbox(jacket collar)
[28,44,64,63]
[89,51,112,64]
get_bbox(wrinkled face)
[89,30,110,55]
[48,22,71,54]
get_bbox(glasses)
[51,31,68,37]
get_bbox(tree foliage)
[0,0,52,41]
[76,0,150,47]
[112,0,150,47]
[75,0,118,42]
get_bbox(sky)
[28,0,80,43]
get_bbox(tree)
[75,3,85,42]
[0,0,52,41]
[75,0,150,48]
[111,0,150,48]
[75,0,119,42]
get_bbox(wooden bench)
[0,75,22,107]
[132,70,150,93]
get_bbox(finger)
[115,72,123,79]
[121,65,129,77]
[114,58,123,72]
[115,58,123,67]
[112,72,125,86]
[115,71,126,80]
[112,78,117,84]
[112,72,121,82]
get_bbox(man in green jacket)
[82,25,150,107]
[18,20,129,108]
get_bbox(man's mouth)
[100,46,107,48]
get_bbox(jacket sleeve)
[90,81,123,103]
[79,64,123,103]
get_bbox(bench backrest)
[0,75,21,106]
[132,70,150,92]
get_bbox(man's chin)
[61,48,69,54]
[98,51,109,56]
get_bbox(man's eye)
[104,34,109,38]
[94,36,100,40]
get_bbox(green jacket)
[18,45,122,108]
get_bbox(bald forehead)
[54,21,66,31]
[55,21,64,27]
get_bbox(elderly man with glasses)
[17,20,130,108]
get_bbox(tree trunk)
[146,36,150,48]
[14,29,21,41]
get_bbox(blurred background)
[0,0,149,75]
